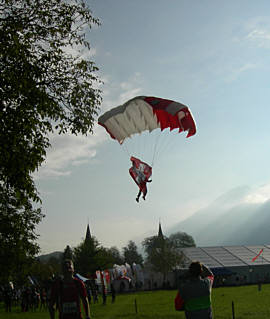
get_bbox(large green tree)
[142,235,183,281]
[169,232,196,248]
[74,241,127,276]
[73,236,100,277]
[106,246,124,265]
[0,190,43,283]
[123,240,144,265]
[0,0,102,282]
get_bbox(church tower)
[85,223,91,242]
[158,221,164,239]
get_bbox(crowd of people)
[0,260,116,318]
[1,283,49,313]
[1,259,215,319]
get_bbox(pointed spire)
[85,223,91,241]
[158,220,164,239]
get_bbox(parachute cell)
[98,96,196,144]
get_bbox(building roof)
[182,245,270,268]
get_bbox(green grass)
[1,284,270,319]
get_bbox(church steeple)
[85,223,91,242]
[158,221,164,239]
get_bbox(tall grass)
[1,284,270,319]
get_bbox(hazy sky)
[35,0,270,254]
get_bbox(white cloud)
[243,183,270,204]
[99,72,144,113]
[63,44,97,61]
[247,29,270,48]
[34,125,107,180]
[211,183,270,207]
[119,88,142,102]
[225,62,258,82]
[245,16,270,48]
[247,29,270,41]
[204,182,270,207]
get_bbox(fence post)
[135,298,138,314]
[232,300,235,319]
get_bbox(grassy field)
[1,284,270,319]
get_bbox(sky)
[35,0,270,254]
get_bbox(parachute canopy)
[98,96,196,144]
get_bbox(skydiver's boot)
[136,197,139,203]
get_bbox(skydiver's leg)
[143,188,147,200]
[136,190,141,202]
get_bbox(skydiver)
[136,179,152,202]
[129,156,152,203]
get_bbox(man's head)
[189,261,203,277]
[62,259,74,276]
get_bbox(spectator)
[49,259,90,319]
[3,284,12,312]
[40,288,47,311]
[176,261,214,319]
[110,281,116,303]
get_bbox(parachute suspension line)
[130,133,142,160]
[142,130,152,164]
[151,129,163,167]
[122,142,131,159]
[135,131,152,164]
[154,130,178,163]
[152,131,167,165]
[137,132,143,160]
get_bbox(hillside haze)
[168,185,270,246]
[38,251,63,262]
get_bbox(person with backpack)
[49,259,90,319]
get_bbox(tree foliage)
[169,232,196,248]
[1,0,102,203]
[142,235,183,280]
[63,245,74,261]
[0,0,102,283]
[106,246,124,265]
[0,189,43,283]
[122,240,143,265]
[73,236,100,277]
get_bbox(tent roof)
[181,245,270,268]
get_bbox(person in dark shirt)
[177,261,214,319]
[49,259,90,319]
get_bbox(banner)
[252,248,263,262]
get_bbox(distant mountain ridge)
[168,186,270,247]
[38,251,63,262]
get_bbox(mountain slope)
[168,186,270,246]
[38,251,63,262]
